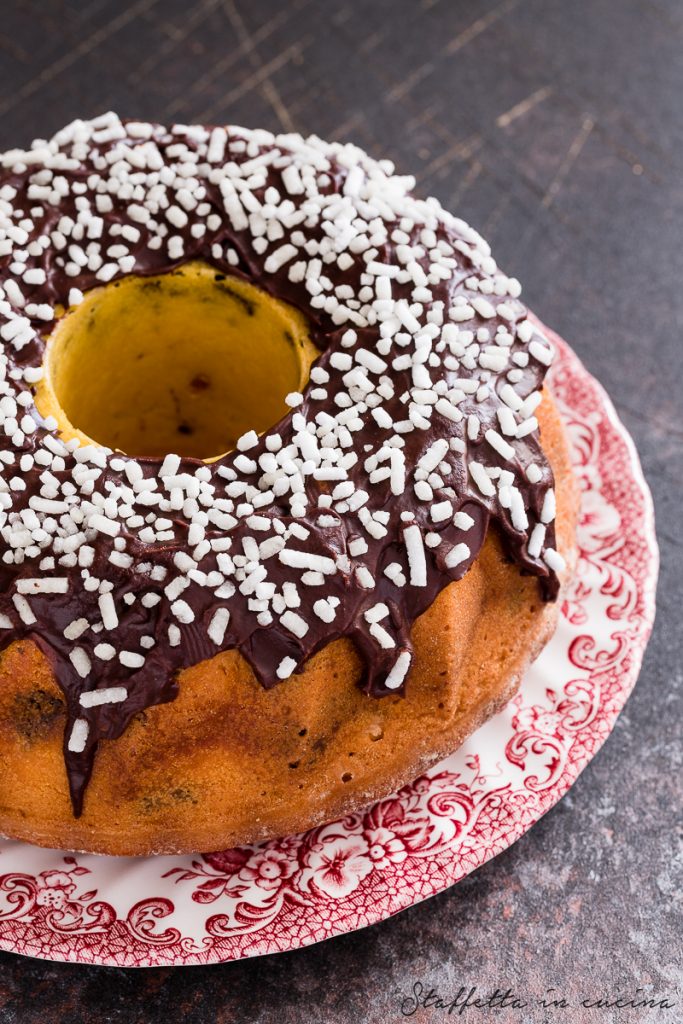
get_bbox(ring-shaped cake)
[0,114,577,854]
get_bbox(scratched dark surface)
[0,1,680,1022]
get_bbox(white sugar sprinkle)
[528,523,546,559]
[529,339,554,366]
[469,462,496,497]
[509,488,529,531]
[404,524,427,586]
[540,488,556,524]
[119,651,145,669]
[445,542,470,568]
[98,591,118,630]
[64,617,89,640]
[280,610,309,638]
[68,718,89,753]
[364,602,390,623]
[313,599,337,623]
[277,656,297,679]
[94,643,116,661]
[384,650,412,690]
[208,607,230,645]
[16,577,68,594]
[431,500,452,523]
[171,600,194,624]
[453,511,475,531]
[369,621,396,649]
[485,429,516,461]
[69,648,91,678]
[279,549,336,574]
[90,513,120,537]
[80,686,127,708]
[544,547,566,573]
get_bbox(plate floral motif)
[0,327,658,966]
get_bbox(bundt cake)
[0,114,577,854]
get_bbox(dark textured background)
[0,1,680,1021]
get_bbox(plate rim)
[0,326,659,967]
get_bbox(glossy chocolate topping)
[0,115,562,815]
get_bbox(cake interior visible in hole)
[36,261,318,460]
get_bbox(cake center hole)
[38,261,317,460]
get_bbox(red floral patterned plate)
[0,326,658,966]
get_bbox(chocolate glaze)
[0,118,559,815]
